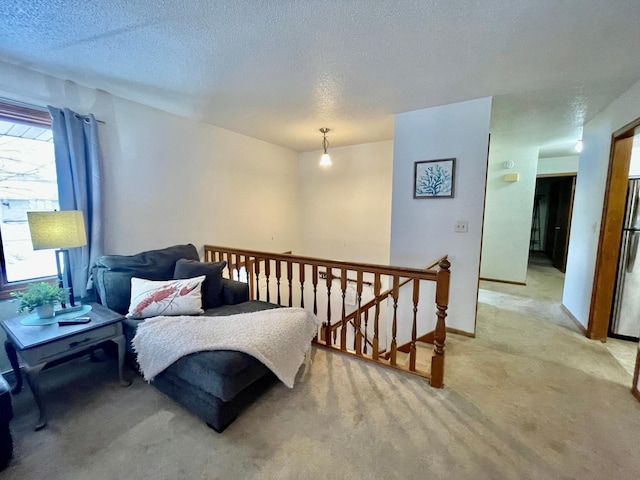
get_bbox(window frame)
[0,99,57,299]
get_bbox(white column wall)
[564,78,640,328]
[391,97,492,335]
[0,61,301,257]
[480,143,539,283]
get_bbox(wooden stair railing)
[328,258,445,357]
[204,245,450,388]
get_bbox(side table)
[1,302,131,430]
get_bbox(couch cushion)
[174,259,226,309]
[164,350,270,402]
[94,244,199,314]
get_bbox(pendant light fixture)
[319,128,332,166]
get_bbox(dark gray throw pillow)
[174,259,227,309]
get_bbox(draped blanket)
[132,308,321,387]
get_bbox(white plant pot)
[34,304,55,319]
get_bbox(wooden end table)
[1,302,131,430]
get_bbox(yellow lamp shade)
[27,210,87,250]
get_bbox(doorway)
[589,120,640,340]
[530,175,576,272]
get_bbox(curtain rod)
[0,96,105,124]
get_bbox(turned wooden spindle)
[299,263,305,308]
[254,258,261,301]
[409,278,419,371]
[355,270,363,356]
[363,309,369,354]
[340,269,347,350]
[312,265,318,316]
[373,273,381,360]
[390,275,399,365]
[264,259,271,303]
[275,260,282,305]
[287,261,293,307]
[325,268,332,346]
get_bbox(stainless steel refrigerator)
[611,178,640,339]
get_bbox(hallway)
[477,262,637,376]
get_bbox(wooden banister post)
[431,258,450,388]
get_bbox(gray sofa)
[92,244,280,432]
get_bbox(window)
[0,100,58,297]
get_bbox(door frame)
[588,118,640,340]
[534,173,577,272]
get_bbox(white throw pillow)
[127,276,206,319]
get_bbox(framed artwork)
[413,158,456,198]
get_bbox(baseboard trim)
[632,349,640,403]
[446,327,475,338]
[561,304,588,336]
[479,277,526,286]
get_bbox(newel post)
[431,258,450,388]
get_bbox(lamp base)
[56,304,84,314]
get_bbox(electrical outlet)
[454,220,468,233]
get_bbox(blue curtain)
[48,106,103,298]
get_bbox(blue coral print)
[416,163,452,196]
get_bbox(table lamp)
[27,210,87,311]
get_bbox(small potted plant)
[11,282,68,319]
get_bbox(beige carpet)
[3,264,640,479]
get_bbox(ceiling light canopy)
[319,128,331,166]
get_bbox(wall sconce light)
[575,140,583,153]
[319,128,332,166]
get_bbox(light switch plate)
[454,220,468,233]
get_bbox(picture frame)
[413,158,456,199]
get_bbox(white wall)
[391,97,492,335]
[0,61,301,257]
[564,78,640,328]
[537,155,579,175]
[480,143,538,283]
[298,141,393,264]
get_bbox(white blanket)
[132,308,321,387]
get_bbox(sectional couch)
[92,244,280,432]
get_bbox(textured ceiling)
[1,1,639,154]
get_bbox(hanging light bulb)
[319,128,332,166]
